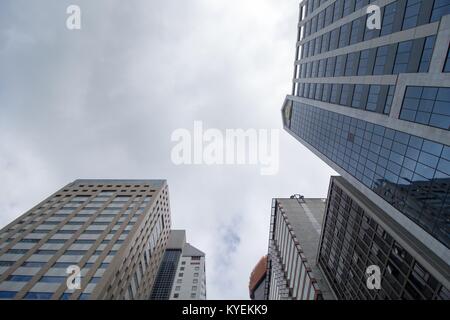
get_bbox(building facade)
[318,176,449,299]
[0,179,171,300]
[249,256,268,300]
[265,196,334,300]
[151,230,206,300]
[282,0,450,290]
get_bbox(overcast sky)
[0,0,336,299]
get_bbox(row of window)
[301,0,449,55]
[0,291,91,300]
[302,0,375,37]
[298,36,436,79]
[400,86,450,130]
[297,82,395,115]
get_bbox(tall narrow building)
[282,0,450,298]
[266,196,334,300]
[150,230,206,300]
[0,179,171,300]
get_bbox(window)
[357,49,370,76]
[326,56,336,77]
[7,275,33,282]
[39,276,66,283]
[402,0,421,30]
[381,2,397,36]
[373,45,389,75]
[384,86,396,115]
[24,292,53,299]
[418,36,436,73]
[335,54,347,77]
[329,28,340,51]
[352,85,365,109]
[393,41,413,74]
[345,52,358,76]
[175,286,181,291]
[192,286,197,291]
[343,0,354,16]
[367,86,381,111]
[340,84,353,106]
[338,23,351,48]
[350,17,364,45]
[430,0,450,22]
[190,293,197,298]
[400,86,450,130]
[0,261,15,267]
[173,293,179,298]
[194,273,199,277]
[0,291,17,298]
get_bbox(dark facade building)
[249,256,268,300]
[318,176,449,299]
[0,179,171,299]
[281,0,450,298]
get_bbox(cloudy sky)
[0,0,335,299]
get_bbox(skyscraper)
[0,179,171,300]
[150,230,207,300]
[282,0,450,294]
[319,176,449,299]
[265,196,334,300]
[249,256,268,300]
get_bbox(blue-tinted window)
[352,85,365,109]
[402,0,421,30]
[393,41,413,74]
[381,2,398,36]
[419,36,436,73]
[24,292,53,300]
[384,85,396,115]
[343,0,355,16]
[367,85,381,111]
[374,45,389,75]
[0,291,17,298]
[339,23,351,48]
[335,54,347,76]
[39,276,66,283]
[431,0,450,22]
[7,275,33,282]
[357,49,370,75]
[400,86,450,130]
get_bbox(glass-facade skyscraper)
[0,179,171,299]
[282,0,450,298]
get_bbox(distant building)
[249,256,267,300]
[0,179,171,300]
[266,196,334,300]
[150,230,206,300]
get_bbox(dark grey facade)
[318,176,449,299]
[282,0,450,272]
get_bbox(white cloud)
[0,0,336,299]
